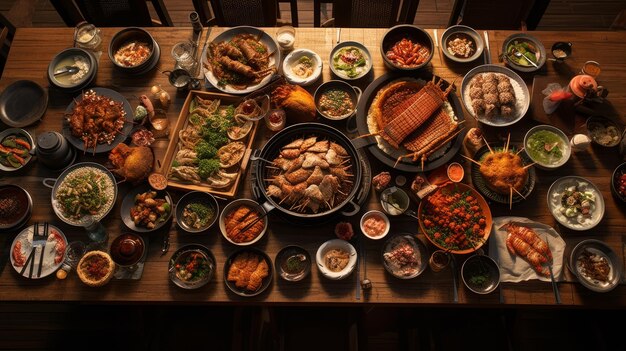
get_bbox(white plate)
[202,26,280,94]
[281,48,322,86]
[461,64,530,127]
[547,176,605,231]
[10,224,68,279]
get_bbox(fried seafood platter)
[203,26,279,94]
[418,183,492,254]
[63,88,133,154]
[356,74,466,172]
[161,91,261,198]
[263,134,356,215]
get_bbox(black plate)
[355,72,466,172]
[223,247,273,297]
[121,184,173,233]
[0,80,48,127]
[62,87,133,154]
[470,144,536,204]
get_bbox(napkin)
[489,216,565,282]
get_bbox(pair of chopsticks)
[483,31,491,64]
[19,222,48,278]
[237,211,269,235]
[434,29,442,65]
[545,236,562,304]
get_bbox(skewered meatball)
[471,99,485,114]
[483,93,499,105]
[470,86,484,99]
[501,105,514,116]
[484,103,497,117]
[499,92,515,105]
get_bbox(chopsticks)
[238,211,269,235]
[19,223,37,277]
[37,222,49,278]
[545,236,561,304]
[434,29,442,65]
[483,31,491,64]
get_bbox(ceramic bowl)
[219,199,268,246]
[175,191,219,233]
[360,210,390,240]
[314,80,361,121]
[47,47,97,92]
[501,33,546,73]
[568,239,622,293]
[316,239,357,280]
[108,27,158,74]
[461,254,500,294]
[523,124,571,170]
[0,128,34,172]
[330,41,372,80]
[546,176,605,231]
[282,48,322,86]
[223,247,273,296]
[585,116,623,147]
[169,244,216,290]
[381,24,433,71]
[611,162,626,203]
[275,245,311,282]
[440,25,484,63]
[0,184,32,230]
[381,234,428,279]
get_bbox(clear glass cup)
[74,22,101,51]
[429,250,451,272]
[581,60,601,78]
[82,215,108,243]
[171,41,197,73]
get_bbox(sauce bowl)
[314,80,361,122]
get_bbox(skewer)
[483,136,494,154]
[461,154,482,167]
[515,147,525,155]
[354,132,379,139]
[504,133,511,153]
[522,162,536,170]
[512,187,527,200]
[509,187,513,210]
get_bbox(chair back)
[0,13,16,79]
[315,0,420,28]
[51,0,173,27]
[449,0,546,30]
[193,0,279,27]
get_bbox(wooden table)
[1,27,625,307]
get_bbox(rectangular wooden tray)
[160,90,259,198]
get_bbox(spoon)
[54,66,79,76]
[511,49,538,68]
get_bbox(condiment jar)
[266,109,286,132]
[276,26,295,52]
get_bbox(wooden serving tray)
[160,90,259,198]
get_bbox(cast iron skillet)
[252,123,362,219]
[0,80,48,128]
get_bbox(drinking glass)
[74,22,101,51]
[171,41,197,73]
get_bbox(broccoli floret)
[201,127,229,148]
[194,140,217,160]
[197,159,220,179]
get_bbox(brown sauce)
[110,234,144,266]
[446,33,476,58]
[0,186,28,225]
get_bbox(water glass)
[74,22,101,51]
[277,25,296,52]
[171,41,197,73]
[82,215,108,243]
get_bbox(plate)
[120,184,173,233]
[10,224,68,279]
[355,72,466,172]
[470,144,536,205]
[0,80,48,127]
[0,128,35,172]
[501,33,546,73]
[381,234,428,279]
[62,87,133,154]
[202,26,280,94]
[547,176,604,231]
[418,182,492,255]
[568,239,621,293]
[461,64,530,127]
[282,48,322,86]
[440,25,484,63]
[223,247,273,297]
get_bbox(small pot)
[35,131,75,170]
[314,80,361,133]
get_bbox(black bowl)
[169,244,216,289]
[108,27,157,74]
[224,247,273,297]
[275,245,311,282]
[380,24,433,72]
[314,80,360,121]
[611,162,626,203]
[0,184,32,230]
[121,185,173,233]
[0,80,48,128]
[175,191,219,233]
[461,254,500,294]
[47,47,97,92]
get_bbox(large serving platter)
[202,26,280,95]
[161,90,259,198]
[355,72,466,172]
[62,87,133,154]
[460,64,530,127]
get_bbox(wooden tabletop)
[1,27,625,306]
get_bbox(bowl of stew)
[108,27,158,74]
[440,25,484,63]
[314,80,361,121]
[381,24,433,71]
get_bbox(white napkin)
[489,216,565,282]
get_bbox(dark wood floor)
[0,302,624,351]
[0,0,624,30]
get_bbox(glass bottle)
[82,215,108,243]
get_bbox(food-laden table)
[1,27,625,306]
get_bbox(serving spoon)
[511,49,538,68]
[54,66,79,76]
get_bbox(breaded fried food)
[247,259,269,291]
[226,252,269,292]
[479,151,528,194]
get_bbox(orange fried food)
[109,143,154,183]
[224,205,264,243]
[504,223,551,276]
[227,252,269,292]
[479,151,527,194]
[271,84,316,124]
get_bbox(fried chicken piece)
[247,258,269,292]
[109,143,154,183]
[285,168,313,184]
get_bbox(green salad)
[506,40,539,66]
[332,46,368,78]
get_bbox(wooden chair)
[50,0,173,27]
[448,0,549,30]
[192,0,298,27]
[314,0,420,28]
[0,13,16,79]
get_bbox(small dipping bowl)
[316,239,357,280]
[109,233,145,267]
[275,245,311,282]
[551,42,572,61]
[0,184,32,231]
[447,162,464,182]
[461,254,500,294]
[380,187,410,216]
[282,49,322,86]
[360,210,390,240]
[314,80,361,122]
[585,116,623,147]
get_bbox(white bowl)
[546,176,605,231]
[282,49,322,86]
[219,199,268,246]
[316,239,357,280]
[360,210,390,240]
[329,41,372,80]
[523,125,571,170]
